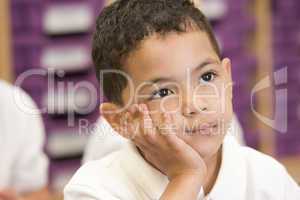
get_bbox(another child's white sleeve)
[283,169,300,200]
[64,184,121,200]
[10,88,49,194]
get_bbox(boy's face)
[121,30,233,159]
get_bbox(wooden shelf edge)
[0,0,13,82]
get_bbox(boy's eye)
[151,88,174,99]
[200,72,216,83]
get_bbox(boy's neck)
[202,145,223,195]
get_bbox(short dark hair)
[92,0,221,106]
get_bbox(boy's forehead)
[123,30,219,85]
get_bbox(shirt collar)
[207,135,247,200]
[120,141,169,199]
[120,135,247,200]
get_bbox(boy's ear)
[222,57,233,99]
[222,57,232,80]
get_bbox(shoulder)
[224,136,286,176]
[66,152,121,186]
[0,80,35,110]
[82,117,128,163]
[241,146,300,198]
[240,146,286,174]
[0,80,41,125]
[64,149,137,199]
[239,145,293,197]
[0,81,44,140]
[220,136,294,199]
[225,136,299,198]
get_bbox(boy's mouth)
[184,122,218,135]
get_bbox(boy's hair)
[92,0,221,106]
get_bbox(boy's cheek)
[145,102,178,130]
[146,97,181,113]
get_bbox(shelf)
[0,0,13,82]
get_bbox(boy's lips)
[184,122,218,134]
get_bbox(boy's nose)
[182,105,207,117]
[181,96,208,117]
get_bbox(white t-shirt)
[64,135,300,200]
[82,114,245,163]
[0,80,49,194]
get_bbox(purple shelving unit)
[273,0,300,157]
[213,0,258,148]
[10,0,105,190]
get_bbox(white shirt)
[82,114,245,163]
[64,135,300,200]
[0,80,49,194]
[82,117,129,164]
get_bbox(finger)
[139,104,157,144]
[128,104,141,120]
[119,112,130,138]
[159,112,176,136]
[128,103,138,115]
[133,142,154,166]
[127,104,143,135]
[159,112,185,149]
[140,104,155,135]
[125,104,146,143]
[133,137,148,151]
[122,104,139,139]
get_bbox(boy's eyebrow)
[148,77,176,84]
[193,58,219,72]
[147,58,219,84]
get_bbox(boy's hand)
[100,102,207,199]
[122,104,207,181]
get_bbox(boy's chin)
[183,134,225,159]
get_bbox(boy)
[64,0,300,199]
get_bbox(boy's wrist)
[169,170,206,186]
[169,169,206,182]
[161,171,205,200]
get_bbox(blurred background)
[0,0,299,199]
